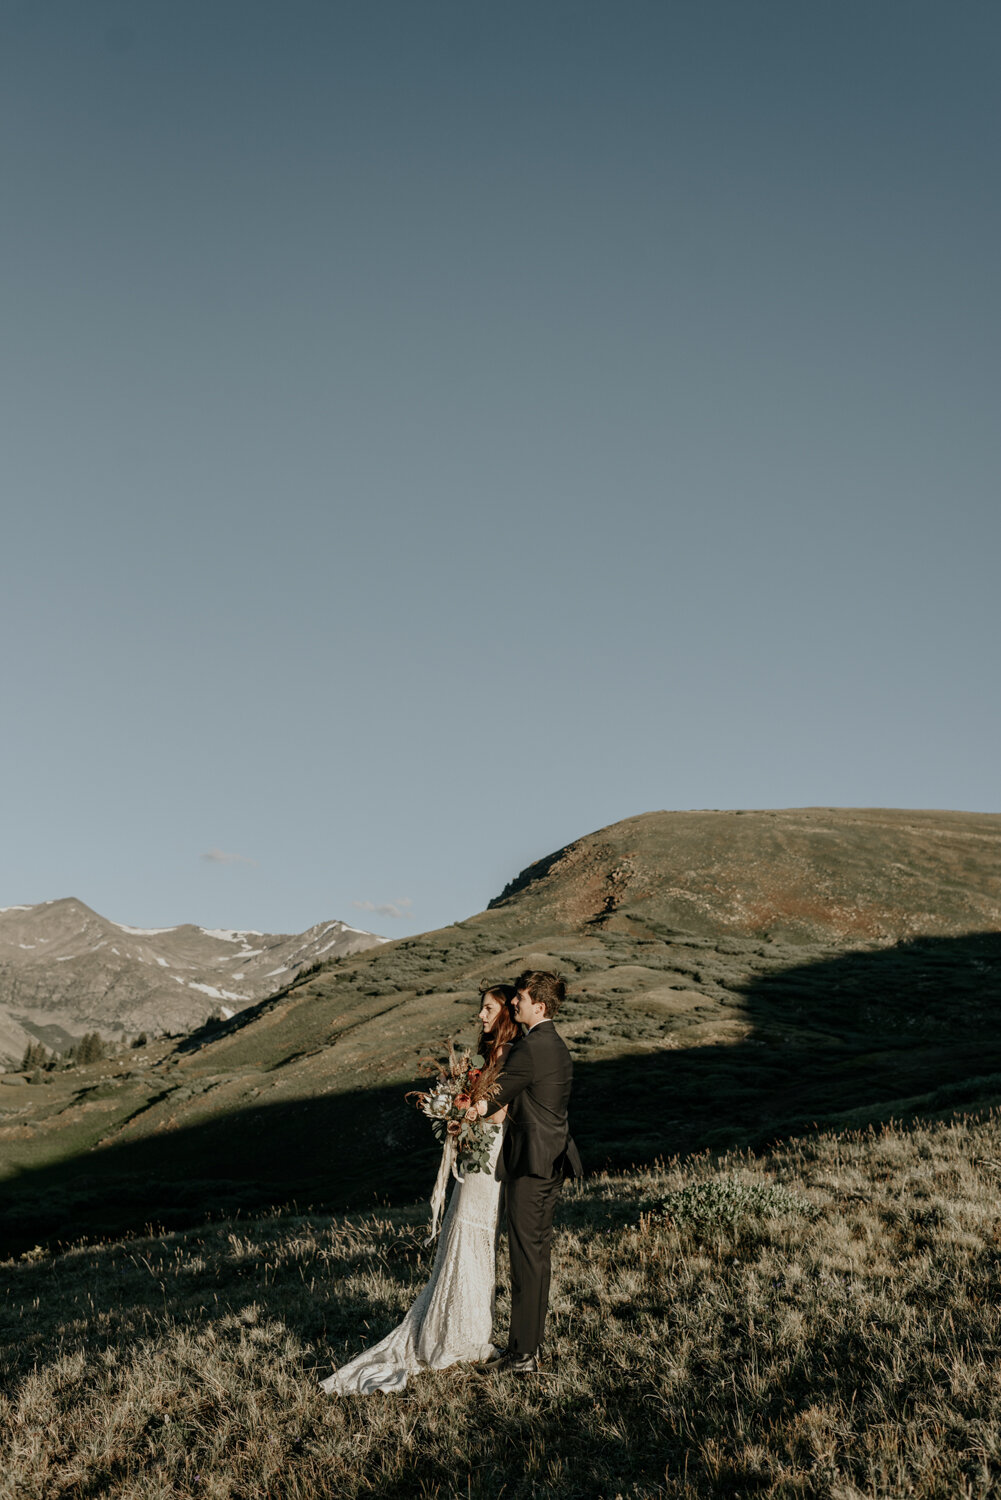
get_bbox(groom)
[477,968,582,1376]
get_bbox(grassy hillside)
[2,809,999,1255]
[4,1109,1001,1498]
[488,807,1001,940]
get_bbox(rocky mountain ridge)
[0,898,384,1064]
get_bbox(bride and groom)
[320,969,583,1395]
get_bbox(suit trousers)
[506,1170,564,1354]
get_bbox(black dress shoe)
[486,1350,539,1376]
[475,1347,511,1370]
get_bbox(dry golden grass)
[5,1111,1001,1498]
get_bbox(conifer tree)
[20,1040,49,1071]
[76,1032,106,1065]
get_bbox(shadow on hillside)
[572,929,1001,1171]
[2,933,1000,1256]
[0,1080,439,1258]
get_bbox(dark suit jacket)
[485,1020,584,1181]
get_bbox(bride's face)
[478,992,504,1034]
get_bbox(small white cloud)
[353,896,414,921]
[201,848,258,867]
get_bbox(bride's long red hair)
[476,983,518,1091]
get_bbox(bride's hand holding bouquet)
[407,1039,499,1175]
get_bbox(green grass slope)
[2,809,999,1254]
[5,1109,1001,1498]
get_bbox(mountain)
[2,808,999,1254]
[0,898,385,1063]
[488,806,1001,940]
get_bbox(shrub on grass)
[653,1174,821,1233]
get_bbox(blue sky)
[2,2,998,937]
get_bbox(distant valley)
[0,899,384,1065]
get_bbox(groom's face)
[513,988,547,1027]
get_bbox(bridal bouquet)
[409,1039,498,1175]
[408,1040,499,1243]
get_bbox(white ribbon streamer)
[424,1136,458,1245]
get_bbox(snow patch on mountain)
[113,922,179,936]
[186,982,249,1002]
[199,929,264,942]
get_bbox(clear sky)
[2,1,998,938]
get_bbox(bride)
[320,983,518,1395]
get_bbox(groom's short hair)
[515,969,566,1019]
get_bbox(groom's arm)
[481,1041,533,1116]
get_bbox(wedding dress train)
[320,1122,504,1395]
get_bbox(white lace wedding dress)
[320,1122,505,1395]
